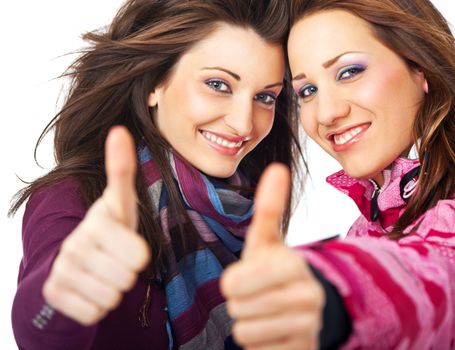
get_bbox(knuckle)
[106,290,123,310]
[133,237,150,268]
[225,300,239,318]
[95,284,122,309]
[120,271,138,291]
[309,281,325,308]
[290,316,312,335]
[42,280,59,305]
[80,306,103,326]
[220,271,236,297]
[61,238,82,259]
[286,336,314,350]
[292,282,314,306]
[232,322,248,345]
[103,288,122,310]
[52,258,70,279]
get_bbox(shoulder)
[27,177,86,213]
[411,197,455,240]
[23,177,88,233]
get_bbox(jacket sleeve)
[294,198,455,350]
[11,180,98,350]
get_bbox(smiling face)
[288,10,426,185]
[149,23,285,178]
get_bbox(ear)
[423,78,429,94]
[415,67,428,94]
[148,90,158,107]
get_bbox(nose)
[224,98,254,136]
[316,89,351,126]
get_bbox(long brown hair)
[10,0,302,276]
[290,0,455,239]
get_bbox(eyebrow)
[202,67,241,81]
[202,66,283,90]
[292,73,306,81]
[264,82,283,89]
[292,51,362,81]
[322,51,353,68]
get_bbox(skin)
[43,126,149,325]
[288,10,426,186]
[221,165,324,350]
[149,23,285,178]
[43,24,286,326]
[222,9,428,350]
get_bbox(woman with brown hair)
[222,0,455,349]
[10,0,301,348]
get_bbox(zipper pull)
[369,180,380,222]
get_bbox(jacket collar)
[327,157,420,230]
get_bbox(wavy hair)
[10,0,302,276]
[290,0,455,239]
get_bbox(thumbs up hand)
[221,164,324,350]
[43,126,150,325]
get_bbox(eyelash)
[254,92,277,106]
[336,64,366,81]
[297,64,366,100]
[204,79,277,106]
[298,84,317,100]
[205,79,231,93]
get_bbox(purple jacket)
[12,179,169,349]
[296,157,455,349]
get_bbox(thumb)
[243,163,291,258]
[104,125,138,229]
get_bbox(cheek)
[355,67,402,112]
[355,75,387,109]
[357,69,420,133]
[252,111,275,141]
[299,107,318,138]
[169,86,211,127]
[261,114,275,137]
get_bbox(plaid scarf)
[139,145,252,349]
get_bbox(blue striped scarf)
[139,145,252,349]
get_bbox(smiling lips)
[328,123,371,152]
[200,130,249,156]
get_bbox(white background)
[1,1,453,348]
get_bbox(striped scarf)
[139,145,252,349]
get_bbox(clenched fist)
[43,126,150,325]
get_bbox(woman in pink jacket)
[222,0,455,349]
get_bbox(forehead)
[288,10,382,66]
[174,23,285,77]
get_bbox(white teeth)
[201,131,244,149]
[334,126,363,145]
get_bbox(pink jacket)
[296,157,455,349]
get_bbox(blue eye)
[205,79,231,93]
[254,92,277,106]
[336,64,366,81]
[298,84,318,99]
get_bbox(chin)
[344,166,382,182]
[202,168,237,179]
[197,160,238,179]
